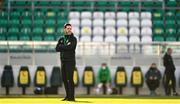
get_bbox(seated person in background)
[145,63,162,95]
[96,63,112,94]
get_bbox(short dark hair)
[64,23,72,28]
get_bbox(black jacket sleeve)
[163,54,168,67]
[55,38,64,52]
[56,37,77,52]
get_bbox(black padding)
[50,66,62,87]
[114,66,127,87]
[18,66,31,87]
[1,65,14,87]
[34,66,47,87]
[82,66,95,87]
[130,66,144,87]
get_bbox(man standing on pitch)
[56,23,77,101]
[163,48,178,96]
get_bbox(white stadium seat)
[141,27,152,36]
[105,27,116,36]
[80,35,91,42]
[69,19,80,27]
[105,12,116,19]
[92,35,104,42]
[93,27,104,36]
[93,12,104,19]
[141,12,152,19]
[117,19,128,27]
[105,19,116,27]
[129,12,139,19]
[129,19,140,27]
[117,36,128,43]
[81,19,92,27]
[81,26,92,36]
[93,19,104,27]
[141,19,152,27]
[81,11,92,19]
[129,27,140,36]
[141,36,152,43]
[69,11,80,19]
[129,36,140,43]
[105,36,116,42]
[117,12,128,19]
[117,27,128,36]
[72,26,80,36]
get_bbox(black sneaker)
[61,97,68,101]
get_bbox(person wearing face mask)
[163,48,178,96]
[145,63,161,95]
[55,23,77,101]
[96,63,112,94]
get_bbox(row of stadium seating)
[1,65,180,95]
[3,0,177,7]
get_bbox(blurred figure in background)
[163,48,178,96]
[145,63,161,95]
[96,63,112,94]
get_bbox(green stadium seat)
[131,1,139,6]
[167,0,177,7]
[176,13,180,19]
[165,28,176,36]
[178,37,180,41]
[46,10,56,19]
[32,27,43,35]
[34,19,44,26]
[153,20,164,27]
[0,19,7,27]
[16,1,27,6]
[19,34,30,41]
[9,19,20,26]
[8,27,19,35]
[34,10,45,18]
[21,10,32,19]
[57,19,68,27]
[21,19,31,27]
[177,29,180,36]
[45,27,55,35]
[166,36,177,41]
[7,34,18,41]
[165,20,176,28]
[57,11,69,19]
[44,35,55,41]
[45,19,56,27]
[153,35,164,41]
[20,27,31,35]
[118,1,131,6]
[10,11,21,18]
[0,27,7,35]
[38,1,50,6]
[142,1,154,7]
[0,34,6,40]
[0,10,8,18]
[177,20,180,27]
[153,11,163,19]
[32,35,43,41]
[50,1,62,6]
[154,1,163,7]
[165,11,175,19]
[153,27,164,36]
